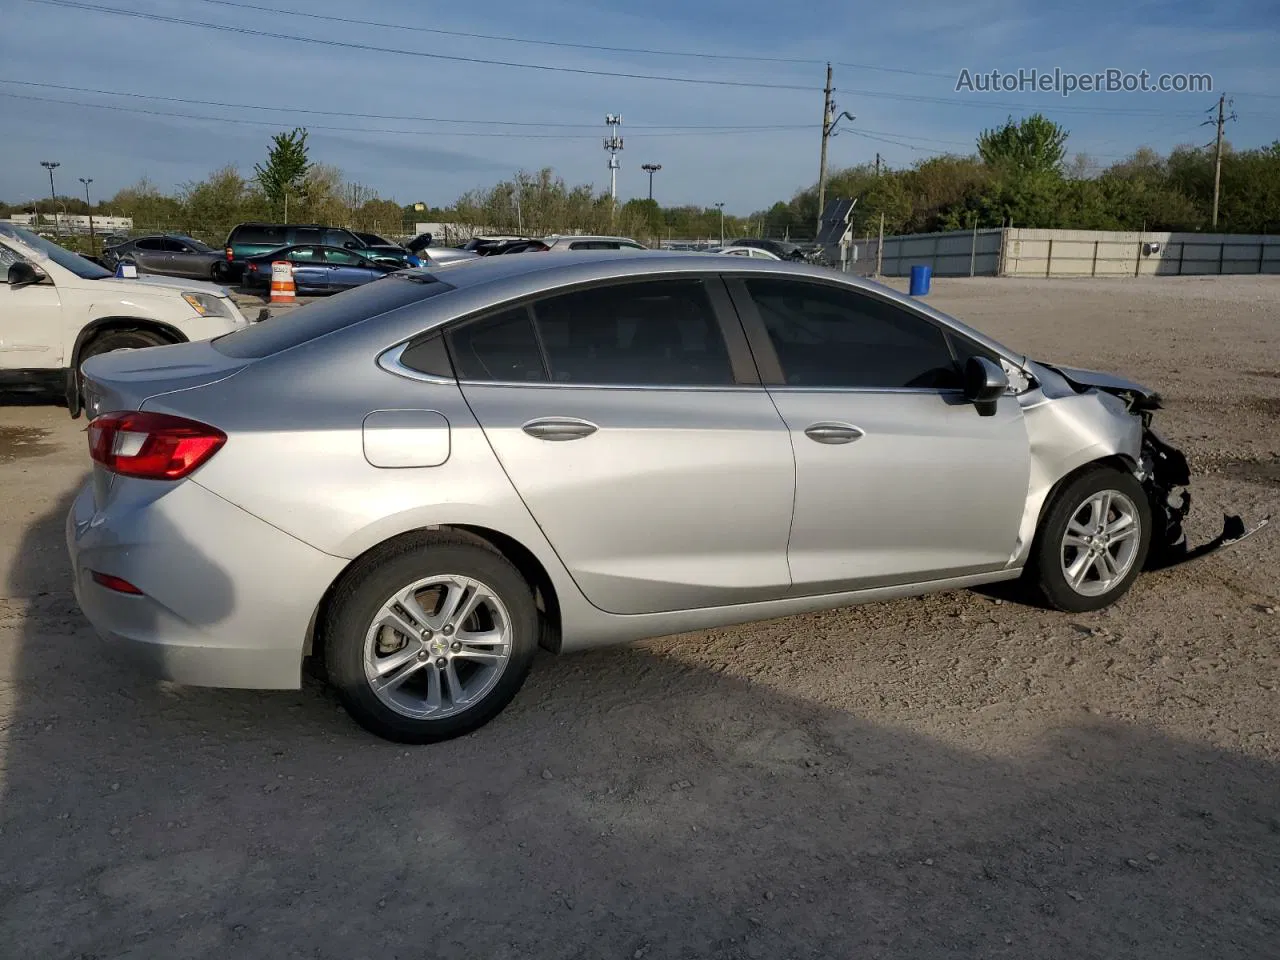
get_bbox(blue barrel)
[909,264,932,296]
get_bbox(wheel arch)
[71,316,188,368]
[66,317,190,417]
[1025,453,1140,558]
[305,523,564,671]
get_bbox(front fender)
[1011,388,1143,567]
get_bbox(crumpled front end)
[1042,362,1269,570]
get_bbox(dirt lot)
[1,276,1277,959]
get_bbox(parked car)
[542,234,647,252]
[0,222,248,414]
[66,252,1261,744]
[222,223,414,280]
[102,233,228,281]
[498,240,550,254]
[417,247,482,268]
[708,245,783,260]
[459,236,537,256]
[730,238,807,261]
[241,244,411,294]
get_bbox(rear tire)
[324,533,538,744]
[1027,466,1152,612]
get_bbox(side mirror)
[963,356,1009,417]
[7,261,44,289]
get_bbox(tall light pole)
[715,202,725,247]
[41,160,61,237]
[641,163,662,201]
[79,177,96,252]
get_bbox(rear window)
[232,224,286,246]
[212,274,455,359]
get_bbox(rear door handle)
[804,421,865,444]
[522,417,599,441]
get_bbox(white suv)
[0,223,249,414]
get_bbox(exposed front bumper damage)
[1046,363,1270,571]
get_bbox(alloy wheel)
[1059,489,1142,597]
[362,575,513,720]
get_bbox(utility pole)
[875,153,881,177]
[40,160,60,237]
[715,202,725,247]
[603,114,624,208]
[641,163,662,201]
[79,177,95,253]
[817,63,833,236]
[815,64,855,237]
[1202,95,1237,229]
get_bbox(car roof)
[394,251,1023,366]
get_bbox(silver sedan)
[66,254,1264,743]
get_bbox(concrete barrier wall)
[854,227,1280,278]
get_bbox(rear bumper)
[66,476,346,689]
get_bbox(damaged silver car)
[67,254,1268,742]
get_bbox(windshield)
[0,223,111,279]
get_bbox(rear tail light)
[247,262,258,273]
[91,571,144,595]
[225,247,233,261]
[87,411,226,480]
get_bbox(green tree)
[253,127,310,219]
[978,114,1069,176]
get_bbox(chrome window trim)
[377,342,456,385]
[455,378,766,393]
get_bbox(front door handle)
[804,421,865,444]
[522,417,599,441]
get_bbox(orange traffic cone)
[270,260,296,304]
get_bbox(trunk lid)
[80,340,250,418]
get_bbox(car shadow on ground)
[1,494,1277,960]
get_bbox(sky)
[2,0,1278,214]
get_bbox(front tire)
[1028,466,1152,612]
[80,328,169,367]
[324,534,538,743]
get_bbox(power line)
[22,0,1235,117]
[0,79,810,131]
[0,90,812,139]
[23,0,815,92]
[187,0,957,78]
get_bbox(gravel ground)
[1,275,1277,960]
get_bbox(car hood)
[97,274,232,297]
[1036,361,1162,410]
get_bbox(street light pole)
[715,202,725,247]
[641,163,662,201]
[40,160,61,238]
[79,177,96,253]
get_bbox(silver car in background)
[66,253,1262,743]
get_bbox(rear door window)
[567,240,619,251]
[292,227,324,246]
[531,278,734,386]
[323,229,356,248]
[134,237,166,251]
[446,308,547,383]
